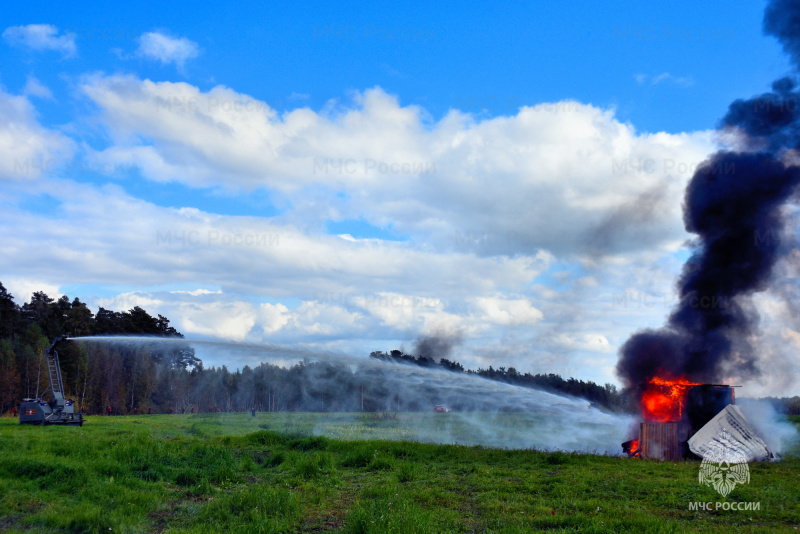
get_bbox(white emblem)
[698,430,750,497]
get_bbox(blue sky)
[1,0,788,133]
[1,0,798,394]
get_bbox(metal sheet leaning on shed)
[687,405,773,462]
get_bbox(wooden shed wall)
[639,422,691,460]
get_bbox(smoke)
[586,183,671,256]
[616,0,800,387]
[765,0,800,71]
[412,330,463,361]
[738,398,800,456]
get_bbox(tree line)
[2,281,797,416]
[0,282,200,415]
[747,396,800,416]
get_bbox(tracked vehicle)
[19,335,83,426]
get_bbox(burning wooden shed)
[626,379,739,460]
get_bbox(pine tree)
[0,339,20,412]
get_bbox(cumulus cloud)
[474,297,543,326]
[350,292,452,332]
[80,75,715,258]
[3,278,61,305]
[259,303,290,334]
[0,89,75,180]
[3,24,76,56]
[136,31,199,68]
[98,290,256,341]
[284,301,364,337]
[180,301,256,341]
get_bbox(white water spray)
[73,335,635,454]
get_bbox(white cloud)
[96,291,164,312]
[2,24,76,56]
[545,332,615,354]
[635,72,694,87]
[0,89,75,180]
[98,290,255,341]
[170,289,222,296]
[351,292,446,331]
[136,31,199,67]
[259,303,290,334]
[80,76,716,259]
[23,75,54,100]
[474,297,543,326]
[2,278,61,305]
[285,301,364,336]
[180,301,256,341]
[783,328,800,350]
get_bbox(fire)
[622,438,640,457]
[641,377,701,423]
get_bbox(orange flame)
[641,377,701,422]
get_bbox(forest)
[1,281,798,416]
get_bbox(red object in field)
[434,405,449,413]
[640,377,700,422]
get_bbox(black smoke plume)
[616,0,800,386]
[413,330,463,362]
[765,0,800,70]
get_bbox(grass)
[0,413,797,533]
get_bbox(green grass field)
[0,413,797,533]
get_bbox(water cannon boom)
[19,335,84,426]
